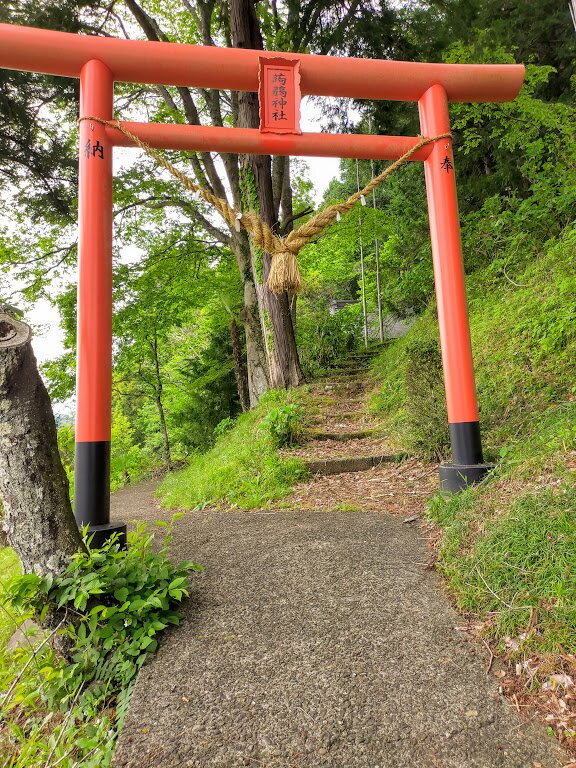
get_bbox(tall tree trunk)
[229,0,305,391]
[151,331,173,470]
[155,395,172,470]
[0,314,82,576]
[229,316,250,412]
[233,231,270,406]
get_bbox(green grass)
[372,223,576,471]
[371,223,576,655]
[0,547,22,649]
[428,485,576,654]
[159,389,309,510]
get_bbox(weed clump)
[0,521,199,767]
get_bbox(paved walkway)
[110,487,566,768]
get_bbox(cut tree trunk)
[229,0,305,391]
[0,313,82,575]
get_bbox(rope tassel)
[78,117,450,294]
[268,249,301,295]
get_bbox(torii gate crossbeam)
[0,23,525,545]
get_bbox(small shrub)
[1,519,200,766]
[259,403,302,447]
[338,503,362,513]
[404,338,450,460]
[213,416,236,438]
[296,297,361,377]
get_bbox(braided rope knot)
[78,117,450,294]
[268,247,301,294]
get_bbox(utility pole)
[370,148,385,343]
[570,0,576,31]
[356,160,369,348]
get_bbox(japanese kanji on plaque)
[258,57,301,134]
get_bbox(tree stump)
[0,312,82,575]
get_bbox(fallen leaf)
[543,674,574,691]
[506,636,521,652]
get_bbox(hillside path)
[110,360,567,768]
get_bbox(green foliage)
[57,423,75,498]
[428,486,576,655]
[296,296,361,378]
[213,416,236,439]
[0,548,21,650]
[0,521,200,767]
[371,153,576,664]
[109,409,155,491]
[307,161,433,316]
[259,403,302,447]
[159,391,308,510]
[57,413,155,500]
[110,239,241,466]
[403,338,450,460]
[373,222,576,460]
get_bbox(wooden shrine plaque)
[259,57,301,134]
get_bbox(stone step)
[305,429,379,441]
[304,453,408,477]
[330,368,369,379]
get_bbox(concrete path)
[110,489,566,768]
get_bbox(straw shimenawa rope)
[79,117,450,293]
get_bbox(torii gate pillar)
[74,59,126,545]
[419,85,492,491]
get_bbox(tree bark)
[229,316,250,412]
[229,0,304,391]
[0,314,82,576]
[233,231,270,406]
[155,395,173,470]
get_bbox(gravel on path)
[110,486,566,768]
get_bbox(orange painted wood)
[106,122,435,161]
[0,23,525,103]
[76,60,113,443]
[259,58,301,133]
[419,84,479,424]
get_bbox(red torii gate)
[0,24,525,544]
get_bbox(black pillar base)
[84,522,128,549]
[74,441,127,547]
[75,441,111,526]
[439,462,495,493]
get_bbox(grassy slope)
[0,548,22,649]
[158,389,308,510]
[372,224,576,657]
